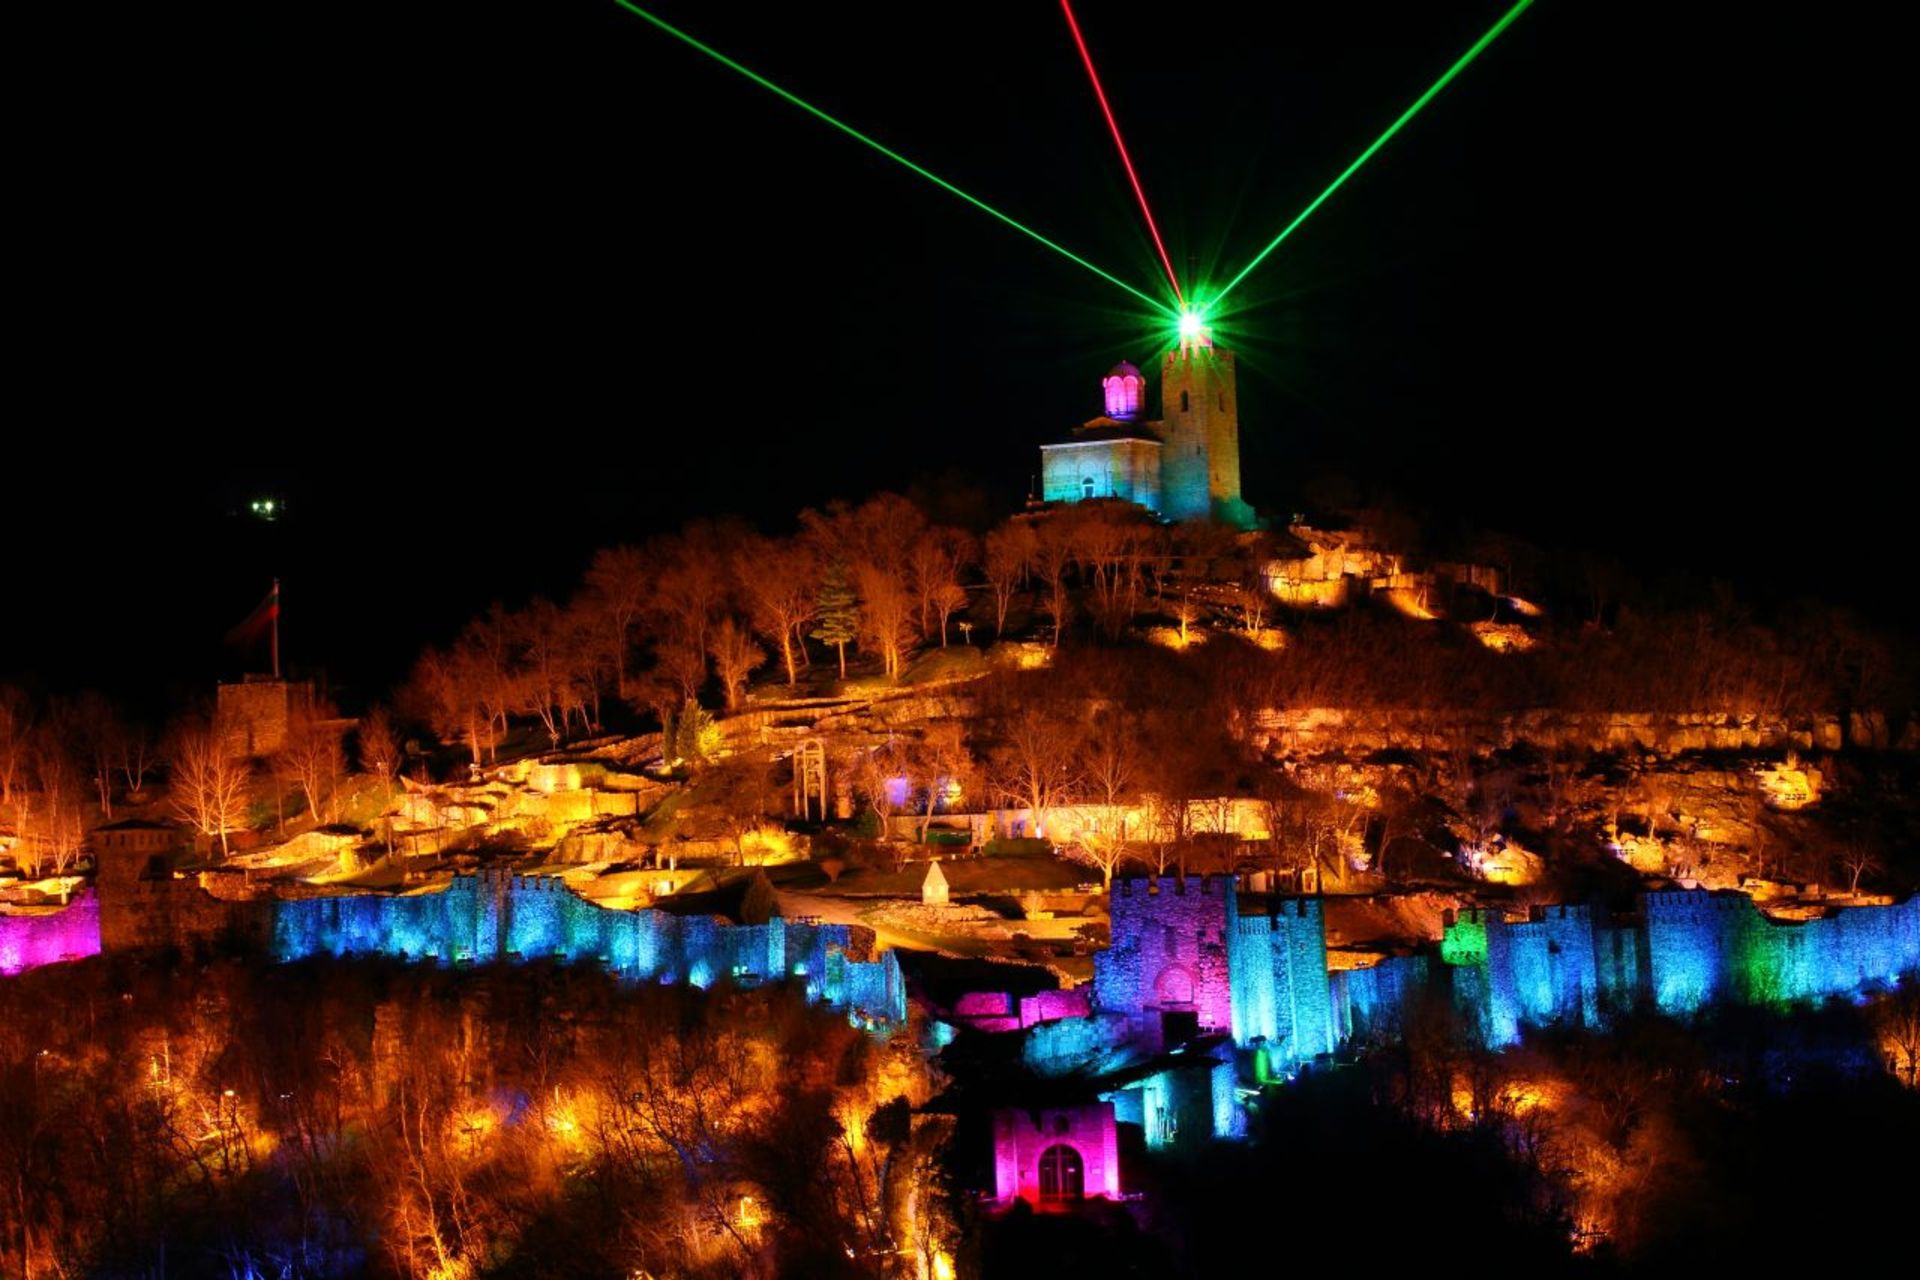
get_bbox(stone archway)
[1038,1143,1084,1203]
[1154,965,1200,1046]
[1155,965,1195,1007]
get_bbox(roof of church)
[1105,360,1143,379]
[1040,417,1164,447]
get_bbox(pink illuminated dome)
[1101,361,1144,420]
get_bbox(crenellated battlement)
[1114,874,1236,900]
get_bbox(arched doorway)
[1038,1143,1084,1203]
[1155,966,1194,1006]
[1155,966,1199,1045]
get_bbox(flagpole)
[271,578,281,680]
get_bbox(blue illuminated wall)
[1642,890,1746,1015]
[1332,953,1429,1042]
[269,872,905,1025]
[1228,897,1337,1069]
[1652,888,1920,1014]
[1483,905,1601,1048]
[1441,891,1920,1040]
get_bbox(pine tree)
[811,561,859,679]
[740,870,779,925]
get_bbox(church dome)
[1102,361,1145,420]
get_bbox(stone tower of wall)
[1483,904,1602,1047]
[216,677,313,758]
[1228,896,1336,1068]
[1159,342,1248,525]
[1094,876,1237,1049]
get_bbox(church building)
[1040,323,1256,528]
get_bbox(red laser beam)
[1059,0,1184,308]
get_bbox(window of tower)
[1103,375,1141,418]
[1180,390,1190,412]
[1218,392,1226,411]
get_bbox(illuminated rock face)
[0,892,101,976]
[991,1102,1122,1205]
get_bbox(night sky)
[14,1,1910,707]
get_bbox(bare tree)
[116,717,154,798]
[708,617,766,712]
[984,699,1083,843]
[653,626,710,708]
[1064,823,1135,889]
[169,719,252,860]
[853,738,910,845]
[1232,582,1268,636]
[1031,520,1074,649]
[733,535,818,687]
[1083,710,1140,818]
[583,544,650,697]
[513,597,596,748]
[704,746,782,865]
[1876,982,1920,1089]
[1170,592,1202,646]
[13,725,87,878]
[0,684,32,813]
[1836,840,1883,896]
[982,522,1036,638]
[1068,503,1154,639]
[909,528,975,647]
[359,705,402,858]
[277,700,345,826]
[854,561,915,682]
[650,523,741,668]
[67,691,124,819]
[909,721,975,842]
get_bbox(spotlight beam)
[611,1,1171,314]
[1059,0,1185,308]
[1212,0,1536,308]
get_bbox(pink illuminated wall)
[949,987,1092,1033]
[0,891,102,976]
[991,1102,1121,1206]
[1020,988,1091,1026]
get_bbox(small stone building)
[921,859,949,906]
[91,818,183,869]
[991,1102,1121,1206]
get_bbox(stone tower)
[1158,324,1250,525]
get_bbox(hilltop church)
[1040,324,1257,529]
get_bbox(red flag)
[225,582,280,648]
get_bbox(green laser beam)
[611,1,1172,315]
[1213,0,1536,308]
